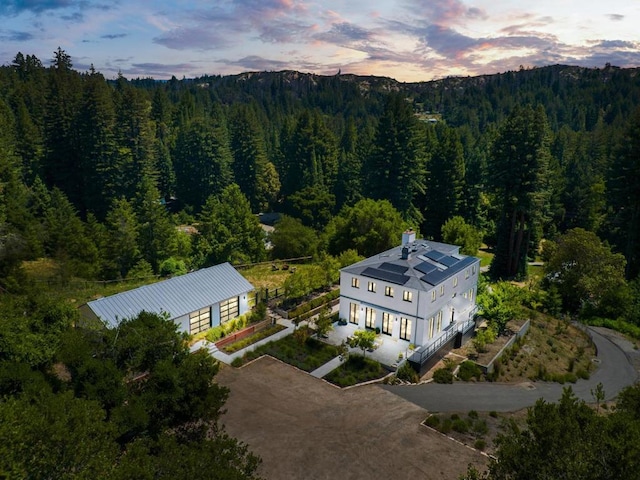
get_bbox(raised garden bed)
[325,355,389,387]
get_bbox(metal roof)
[86,262,254,327]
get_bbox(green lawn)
[476,247,493,267]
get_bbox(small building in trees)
[338,230,480,372]
[81,263,254,335]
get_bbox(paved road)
[382,327,639,412]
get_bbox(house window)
[382,312,393,335]
[453,276,458,287]
[469,288,474,302]
[385,286,394,297]
[189,307,211,335]
[352,277,360,288]
[365,307,376,329]
[428,316,434,339]
[436,310,442,332]
[431,290,436,302]
[400,317,412,341]
[463,292,468,299]
[403,290,412,302]
[220,297,239,324]
[368,281,376,293]
[472,265,476,275]
[465,268,470,279]
[439,285,444,296]
[349,302,358,324]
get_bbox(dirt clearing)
[217,356,487,480]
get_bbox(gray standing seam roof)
[86,262,254,327]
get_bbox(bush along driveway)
[382,327,639,412]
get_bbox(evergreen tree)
[76,67,119,218]
[104,197,140,278]
[422,123,465,239]
[134,177,179,273]
[489,105,552,279]
[335,119,363,208]
[173,116,233,211]
[607,106,640,279]
[194,184,265,266]
[366,93,426,223]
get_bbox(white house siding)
[338,240,480,349]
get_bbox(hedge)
[287,289,340,320]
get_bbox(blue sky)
[1,0,638,81]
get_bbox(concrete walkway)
[310,355,345,378]
[382,327,639,412]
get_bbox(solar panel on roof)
[424,250,446,262]
[439,256,460,268]
[362,267,410,285]
[415,261,437,275]
[379,262,409,274]
[421,269,452,286]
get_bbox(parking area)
[216,356,487,479]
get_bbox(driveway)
[382,327,639,412]
[216,357,487,480]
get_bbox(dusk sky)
[1,0,638,82]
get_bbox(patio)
[322,321,413,368]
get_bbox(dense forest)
[2,48,640,476]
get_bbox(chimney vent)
[402,228,416,246]
[401,246,409,260]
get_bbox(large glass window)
[189,307,211,335]
[400,317,411,341]
[436,310,442,332]
[220,297,239,324]
[382,312,393,335]
[365,307,376,329]
[428,316,434,339]
[349,302,358,324]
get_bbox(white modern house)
[81,262,254,335]
[338,230,480,366]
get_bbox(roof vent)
[401,246,410,260]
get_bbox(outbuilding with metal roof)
[80,262,255,335]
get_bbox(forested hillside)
[2,49,640,297]
[2,48,640,477]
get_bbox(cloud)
[314,22,375,45]
[258,19,315,43]
[405,0,487,25]
[60,11,83,21]
[0,30,34,41]
[101,33,127,39]
[595,40,635,49]
[421,24,479,58]
[607,14,624,21]
[125,62,196,78]
[154,24,232,50]
[219,55,293,71]
[0,0,73,16]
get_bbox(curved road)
[382,327,639,412]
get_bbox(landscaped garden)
[235,327,340,371]
[325,355,389,387]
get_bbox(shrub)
[458,361,482,381]
[450,413,460,421]
[576,368,590,380]
[489,411,498,418]
[440,419,452,434]
[231,357,243,368]
[474,439,486,451]
[396,362,419,383]
[424,415,440,428]
[159,257,188,277]
[433,368,454,384]
[452,419,469,433]
[468,410,479,419]
[473,419,488,436]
